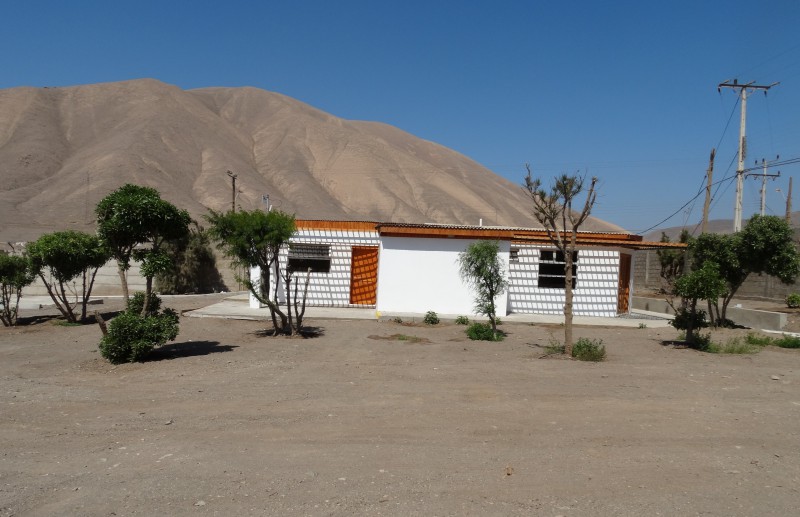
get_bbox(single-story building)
[250,219,680,318]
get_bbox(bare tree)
[524,165,598,355]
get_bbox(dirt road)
[2,297,799,516]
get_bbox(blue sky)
[2,0,799,234]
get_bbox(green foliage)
[458,240,507,334]
[99,294,179,364]
[206,209,297,334]
[638,323,648,329]
[774,335,800,349]
[0,253,35,327]
[571,337,606,361]
[391,317,403,324]
[126,291,162,316]
[670,307,709,331]
[155,224,226,294]
[423,311,440,325]
[96,184,191,302]
[786,293,800,309]
[465,322,504,341]
[26,231,110,323]
[689,333,713,352]
[743,333,800,349]
[455,315,469,325]
[657,230,691,290]
[705,337,761,354]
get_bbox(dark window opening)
[538,249,578,289]
[288,243,331,273]
[510,248,520,263]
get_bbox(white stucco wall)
[507,245,624,317]
[249,228,380,308]
[376,236,510,316]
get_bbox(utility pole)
[755,157,781,216]
[702,148,715,234]
[787,177,793,224]
[226,170,238,212]
[718,79,778,231]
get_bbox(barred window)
[538,250,578,289]
[288,243,331,273]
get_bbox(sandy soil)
[2,297,799,516]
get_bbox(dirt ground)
[2,296,799,516]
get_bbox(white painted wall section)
[376,236,510,316]
[507,246,622,317]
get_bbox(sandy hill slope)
[0,79,624,242]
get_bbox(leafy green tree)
[524,166,598,355]
[0,253,36,326]
[155,223,226,294]
[95,184,190,315]
[206,209,296,334]
[673,262,727,345]
[26,231,110,323]
[96,184,191,303]
[458,240,507,337]
[690,215,800,324]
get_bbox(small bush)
[638,323,647,329]
[466,322,503,341]
[787,293,800,308]
[99,294,180,364]
[689,333,713,352]
[126,291,162,316]
[391,317,403,324]
[423,311,440,325]
[572,337,606,361]
[774,335,800,349]
[744,333,773,346]
[494,317,502,326]
[670,308,708,332]
[455,316,469,325]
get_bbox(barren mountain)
[0,79,624,243]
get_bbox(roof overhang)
[295,220,686,251]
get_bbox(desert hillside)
[0,79,624,242]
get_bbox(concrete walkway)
[183,293,675,328]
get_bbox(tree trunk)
[117,264,129,302]
[140,276,153,317]
[685,300,697,344]
[563,247,575,356]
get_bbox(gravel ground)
[1,296,799,516]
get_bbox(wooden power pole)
[702,148,715,234]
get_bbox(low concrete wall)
[632,296,787,331]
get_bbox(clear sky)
[2,0,799,234]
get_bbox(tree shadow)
[252,325,326,339]
[147,340,237,361]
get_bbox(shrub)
[455,315,469,325]
[126,291,162,316]
[466,322,503,341]
[787,293,800,309]
[689,333,713,352]
[544,339,565,355]
[571,337,606,361]
[99,294,180,364]
[670,307,708,332]
[744,333,773,346]
[774,335,800,349]
[423,310,440,325]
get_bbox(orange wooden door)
[617,253,632,313]
[349,246,379,305]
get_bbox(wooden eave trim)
[295,220,379,232]
[378,227,513,240]
[511,236,688,250]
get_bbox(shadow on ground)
[148,340,237,361]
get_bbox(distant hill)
[645,213,800,241]
[0,79,625,243]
